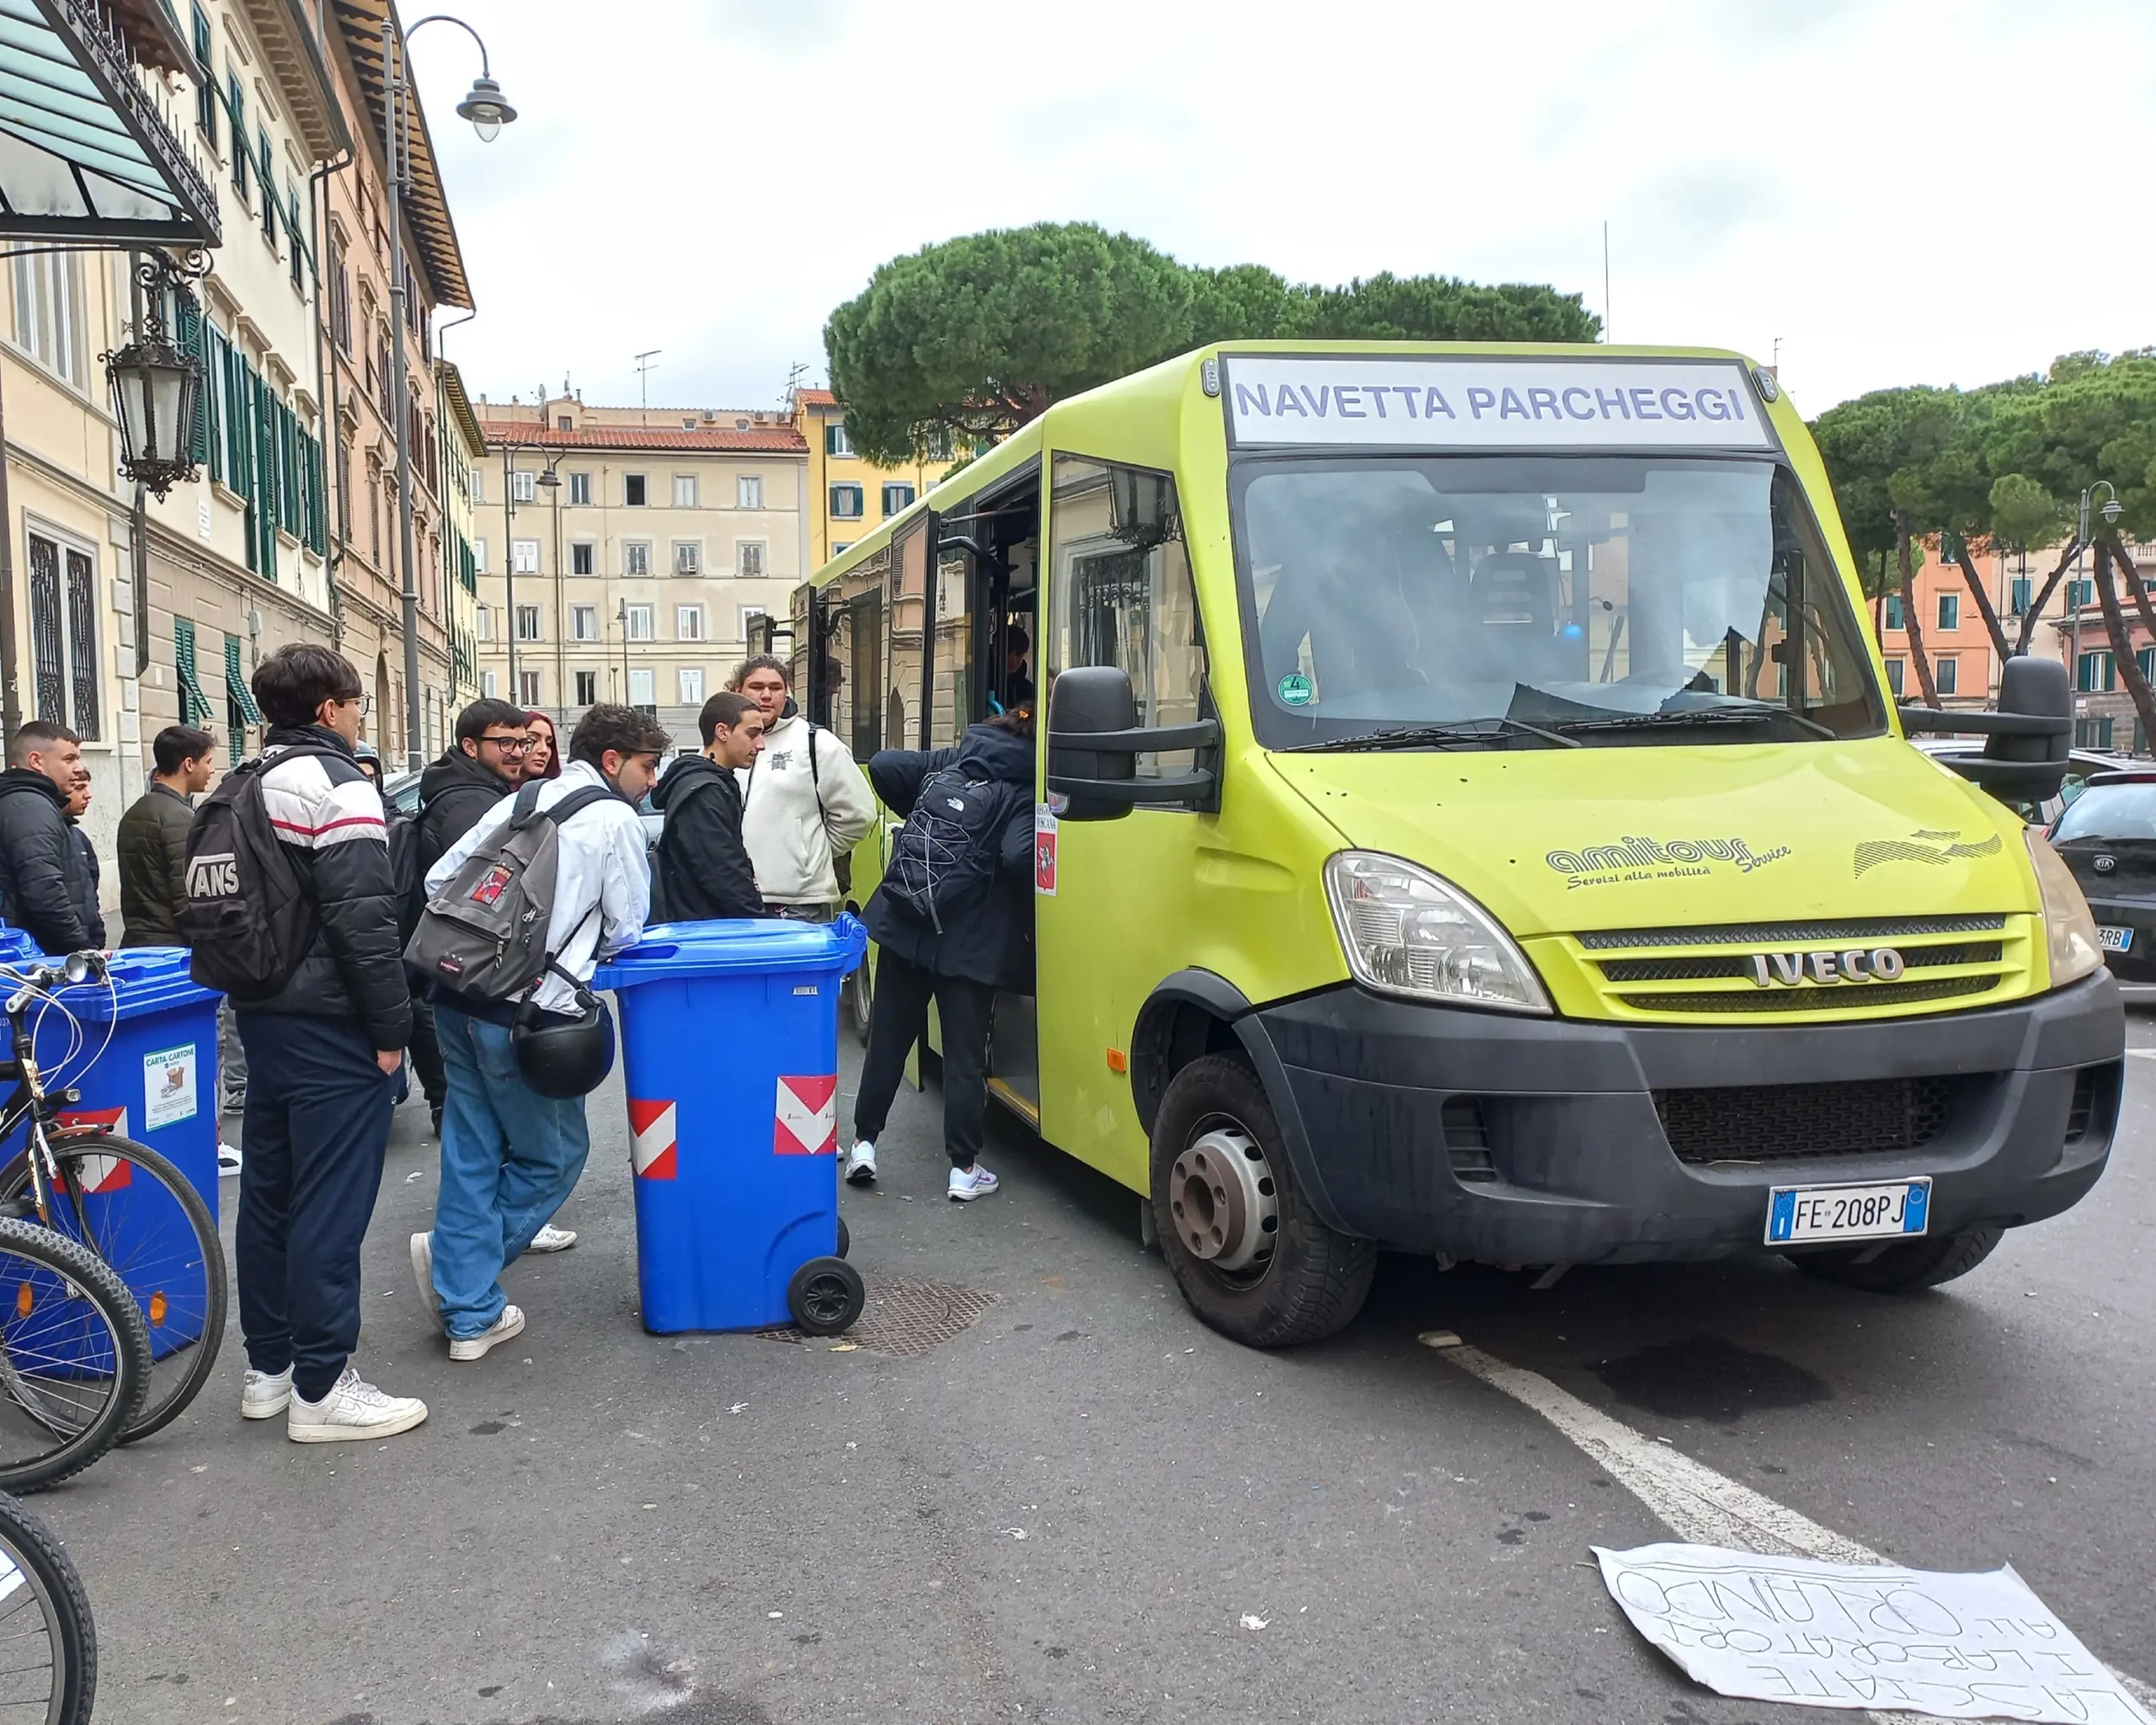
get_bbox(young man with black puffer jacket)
[232,644,424,1444]
[0,720,100,953]
[650,691,767,922]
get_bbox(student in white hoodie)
[730,655,875,921]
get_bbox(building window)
[511,469,536,503]
[568,471,590,506]
[672,474,697,509]
[831,542,852,556]
[10,254,83,387]
[1936,591,1959,631]
[628,667,655,708]
[2076,716,2115,750]
[512,539,540,574]
[475,604,491,641]
[26,533,97,740]
[571,604,597,642]
[2078,650,2116,693]
[470,468,484,505]
[571,542,595,576]
[1935,656,1958,696]
[482,670,498,698]
[673,541,702,576]
[677,605,703,642]
[227,72,248,200]
[625,603,653,641]
[2009,575,2031,616]
[830,483,863,520]
[825,424,852,457]
[624,473,648,507]
[882,482,915,516]
[515,604,542,642]
[257,129,275,245]
[926,428,953,461]
[1884,657,1905,697]
[736,541,766,578]
[738,475,763,510]
[625,542,652,577]
[574,670,597,706]
[2069,578,2094,609]
[556,414,572,431]
[1882,594,1903,630]
[190,6,216,147]
[517,668,542,706]
[739,606,766,644]
[679,666,705,706]
[472,537,487,573]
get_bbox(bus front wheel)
[1150,1055,1375,1348]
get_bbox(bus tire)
[847,956,873,1046]
[1150,1054,1374,1348]
[1786,1225,2004,1294]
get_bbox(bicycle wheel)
[0,1489,95,1722]
[0,1220,149,1493]
[5,1132,226,1444]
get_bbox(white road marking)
[1438,1342,2156,1723]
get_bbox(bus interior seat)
[1469,552,1586,684]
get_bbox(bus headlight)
[1324,852,1551,1014]
[2025,828,2103,988]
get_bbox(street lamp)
[383,11,518,770]
[104,256,205,500]
[2071,481,2125,742]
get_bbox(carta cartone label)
[1222,357,1776,451]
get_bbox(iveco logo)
[1748,948,1907,987]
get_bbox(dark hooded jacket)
[67,823,104,948]
[117,782,194,947]
[862,723,1035,993]
[0,768,97,953]
[417,745,515,877]
[650,752,763,923]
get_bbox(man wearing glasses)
[409,701,531,1137]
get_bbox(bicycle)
[0,1215,149,1491]
[0,1485,98,1720]
[0,954,226,1444]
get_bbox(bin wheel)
[836,1216,850,1258]
[788,1257,864,1336]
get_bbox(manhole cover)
[760,1275,997,1358]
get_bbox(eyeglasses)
[339,694,374,717]
[480,733,532,753]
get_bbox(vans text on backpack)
[179,744,339,998]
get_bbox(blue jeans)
[430,1003,592,1340]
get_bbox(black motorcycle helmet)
[511,985,616,1098]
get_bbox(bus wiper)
[1547,705,1839,741]
[1281,718,1582,754]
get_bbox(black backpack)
[883,765,1005,932]
[384,810,427,945]
[178,745,336,1000]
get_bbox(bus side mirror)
[1048,666,1139,822]
[1901,654,2072,803]
[1048,665,1224,820]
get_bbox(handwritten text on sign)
[1223,358,1775,451]
[1594,1544,2152,1723]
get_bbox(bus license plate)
[1765,1178,1930,1246]
[2098,925,2133,953]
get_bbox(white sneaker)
[448,1303,526,1363]
[286,1368,428,1443]
[948,1163,1000,1202]
[844,1140,878,1186]
[217,1142,243,1177]
[409,1231,441,1332]
[240,1365,291,1419]
[527,1222,577,1252]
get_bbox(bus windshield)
[1231,456,1885,750]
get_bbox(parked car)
[382,770,422,818]
[1914,740,2132,825]
[2047,766,2156,997]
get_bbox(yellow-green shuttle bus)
[790,342,2123,1348]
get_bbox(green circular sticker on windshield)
[1278,674,1314,707]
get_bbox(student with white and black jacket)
[731,655,874,920]
[230,645,424,1444]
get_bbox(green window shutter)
[224,344,247,500]
[173,619,215,725]
[224,633,263,727]
[203,328,222,484]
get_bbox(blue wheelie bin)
[0,939,221,1362]
[595,916,867,1335]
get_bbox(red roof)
[478,420,806,455]
[795,388,839,409]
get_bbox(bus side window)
[1049,455,1203,779]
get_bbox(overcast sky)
[410,0,2156,422]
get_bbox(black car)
[2050,767,2156,992]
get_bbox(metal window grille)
[64,548,97,741]
[26,536,62,725]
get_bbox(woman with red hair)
[522,710,561,782]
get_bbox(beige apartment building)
[472,394,807,745]
[794,386,953,569]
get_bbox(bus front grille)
[1654,1076,1974,1164]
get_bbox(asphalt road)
[35,1010,2156,1725]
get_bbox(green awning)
[0,0,218,247]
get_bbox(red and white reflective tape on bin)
[774,1075,837,1156]
[628,1099,676,1181]
[56,1107,132,1191]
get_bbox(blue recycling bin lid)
[0,924,41,966]
[596,915,866,991]
[0,941,219,1022]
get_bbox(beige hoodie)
[735,707,876,907]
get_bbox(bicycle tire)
[0,1219,150,1493]
[8,1132,226,1444]
[0,1487,96,1722]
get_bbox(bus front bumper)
[1242,974,2124,1264]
